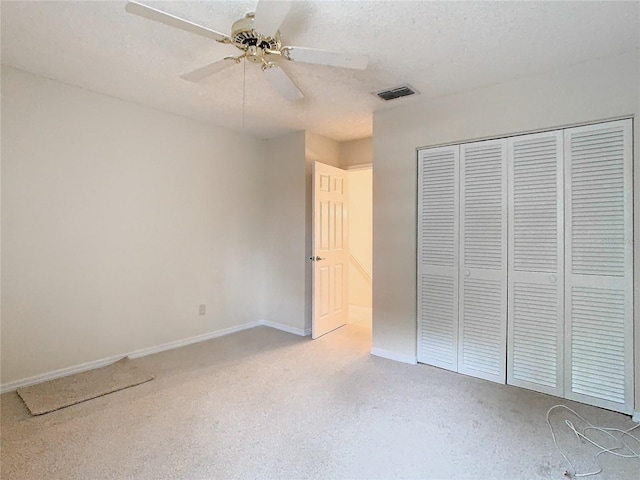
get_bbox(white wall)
[372,51,640,410]
[305,132,341,168]
[348,169,372,308]
[1,67,266,384]
[263,132,307,332]
[340,138,373,169]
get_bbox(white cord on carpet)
[546,405,640,478]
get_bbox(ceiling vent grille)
[374,84,418,101]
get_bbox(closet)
[417,119,634,414]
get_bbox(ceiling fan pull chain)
[242,59,246,130]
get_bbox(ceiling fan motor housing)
[231,13,281,63]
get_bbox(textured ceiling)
[2,1,639,141]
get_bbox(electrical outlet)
[199,304,206,316]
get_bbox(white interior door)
[564,119,634,414]
[458,139,507,384]
[312,162,349,339]
[417,146,460,370]
[507,131,564,396]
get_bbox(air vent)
[374,84,418,101]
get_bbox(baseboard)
[632,411,640,423]
[0,321,260,394]
[1,320,316,393]
[0,354,125,394]
[259,319,311,337]
[370,347,417,365]
[128,321,260,359]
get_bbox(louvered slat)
[462,143,503,270]
[460,278,502,376]
[570,287,625,403]
[459,139,506,384]
[565,119,633,414]
[569,125,625,276]
[417,146,459,370]
[513,136,558,272]
[512,283,558,388]
[419,274,456,368]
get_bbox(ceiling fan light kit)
[124,1,369,101]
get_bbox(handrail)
[349,253,372,284]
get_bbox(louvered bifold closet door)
[507,131,564,396]
[458,140,507,383]
[417,146,459,370]
[565,119,634,414]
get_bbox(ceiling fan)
[125,1,369,101]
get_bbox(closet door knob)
[549,274,557,284]
[464,270,471,277]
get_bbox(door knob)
[549,274,557,284]
[464,269,470,277]
[309,256,325,261]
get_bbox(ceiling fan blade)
[180,57,237,82]
[284,46,369,70]
[263,64,303,101]
[125,2,229,42]
[252,0,292,37]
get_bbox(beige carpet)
[16,357,153,415]
[1,325,638,480]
